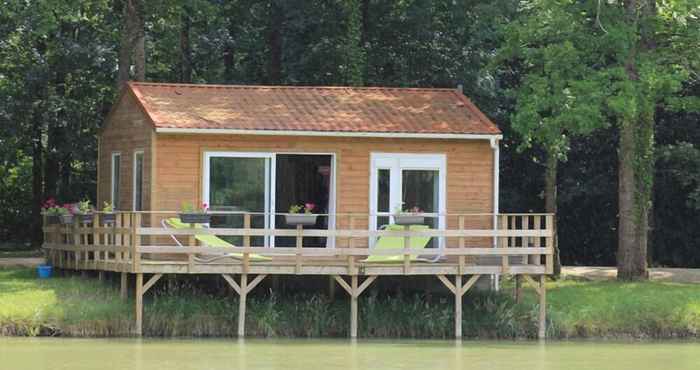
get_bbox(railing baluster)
[533,215,541,266]
[546,215,554,274]
[295,224,303,274]
[458,216,465,275]
[499,214,509,273]
[132,213,141,273]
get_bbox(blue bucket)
[37,265,53,279]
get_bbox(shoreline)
[2,267,700,340]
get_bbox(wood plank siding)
[153,134,495,247]
[97,91,154,212]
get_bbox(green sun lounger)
[164,217,271,262]
[361,224,435,263]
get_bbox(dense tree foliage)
[0,0,698,271]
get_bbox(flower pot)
[393,214,424,226]
[101,213,116,225]
[285,214,318,227]
[179,213,211,224]
[59,214,74,225]
[77,213,94,224]
[45,215,60,225]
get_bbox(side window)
[111,153,121,209]
[133,151,144,211]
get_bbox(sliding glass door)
[203,153,274,246]
[203,152,335,248]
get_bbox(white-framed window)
[133,150,144,211]
[111,152,121,209]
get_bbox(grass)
[0,250,43,258]
[2,267,700,338]
[524,279,700,338]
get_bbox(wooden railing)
[42,212,555,276]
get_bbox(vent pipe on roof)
[456,83,464,94]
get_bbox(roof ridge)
[127,81,457,92]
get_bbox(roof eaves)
[126,81,159,128]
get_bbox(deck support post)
[238,274,248,337]
[135,273,143,336]
[538,274,546,339]
[513,275,522,303]
[455,274,462,338]
[522,274,547,339]
[333,275,377,339]
[436,274,481,339]
[328,276,336,301]
[120,272,128,300]
[220,273,267,338]
[350,276,358,338]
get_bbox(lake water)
[2,337,699,370]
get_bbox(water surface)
[2,337,699,370]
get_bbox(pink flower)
[202,202,209,211]
[62,203,75,214]
[304,203,316,212]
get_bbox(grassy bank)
[2,267,700,339]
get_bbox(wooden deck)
[42,212,553,339]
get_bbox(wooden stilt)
[238,274,248,337]
[455,274,462,338]
[135,273,143,336]
[98,271,104,282]
[538,274,546,339]
[437,274,481,339]
[328,276,336,301]
[120,272,128,300]
[332,275,377,339]
[350,275,358,338]
[514,275,522,303]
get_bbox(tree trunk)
[116,0,145,90]
[179,4,193,83]
[617,122,649,280]
[360,0,369,46]
[30,111,44,248]
[617,0,652,281]
[544,154,561,277]
[267,0,282,83]
[133,12,146,81]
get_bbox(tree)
[609,0,699,279]
[496,0,700,280]
[496,1,608,276]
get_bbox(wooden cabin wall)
[97,91,154,213]
[153,134,495,247]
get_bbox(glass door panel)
[207,155,270,246]
[376,168,391,228]
[401,169,439,247]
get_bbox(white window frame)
[111,152,121,209]
[132,150,144,211]
[201,151,337,248]
[369,153,447,247]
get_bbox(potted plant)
[393,204,424,225]
[74,199,95,224]
[179,202,211,224]
[41,198,62,225]
[58,203,75,225]
[285,202,318,226]
[101,201,116,225]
